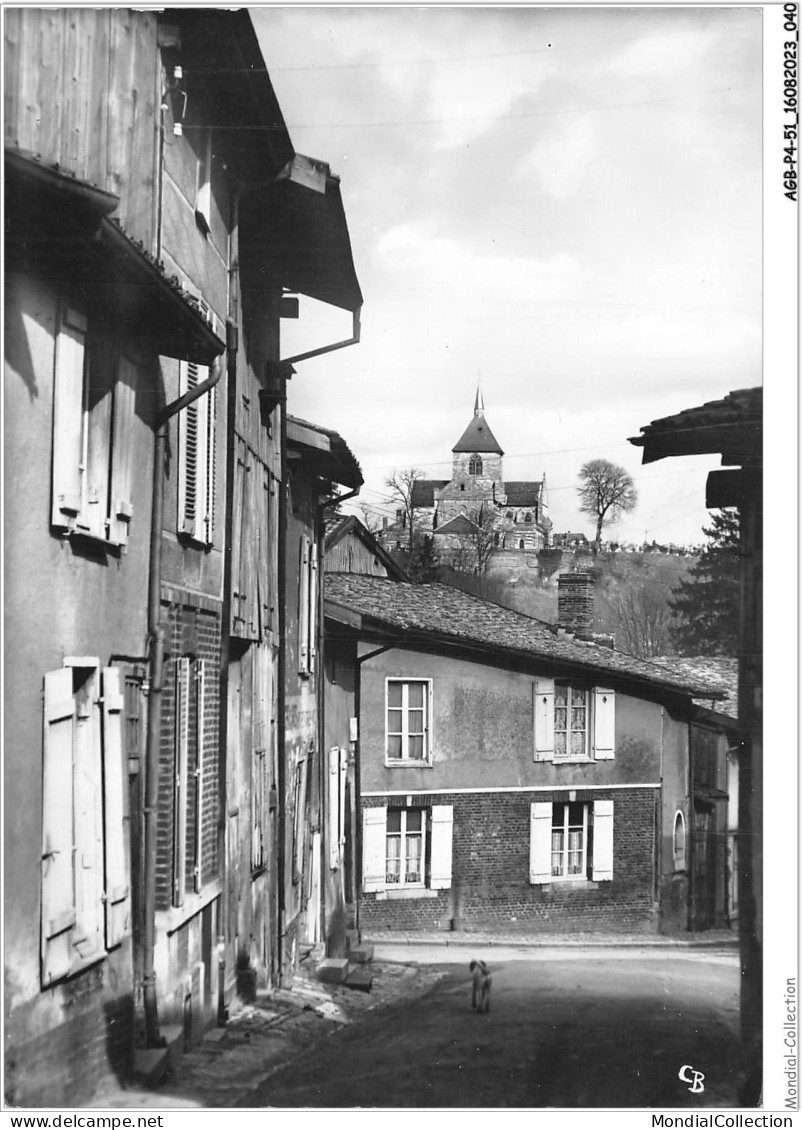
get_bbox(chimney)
[557,571,595,636]
[382,517,388,531]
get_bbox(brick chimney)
[557,571,595,635]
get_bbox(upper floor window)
[298,534,319,676]
[386,678,432,763]
[178,361,216,547]
[534,680,615,763]
[51,305,136,547]
[524,512,533,524]
[469,454,483,475]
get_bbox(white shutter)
[328,748,341,870]
[534,678,554,761]
[72,669,104,959]
[362,806,387,893]
[178,363,211,542]
[51,306,86,529]
[204,386,216,546]
[101,668,130,948]
[592,799,614,881]
[109,361,136,546]
[529,801,552,884]
[308,541,319,673]
[298,537,310,674]
[430,805,454,890]
[42,668,77,984]
[593,688,616,759]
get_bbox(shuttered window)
[178,361,216,547]
[528,799,614,884]
[172,657,208,906]
[533,681,616,762]
[51,305,135,547]
[41,663,131,985]
[298,535,318,676]
[361,804,453,895]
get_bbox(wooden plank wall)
[5,9,158,247]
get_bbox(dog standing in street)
[470,960,492,1013]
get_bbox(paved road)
[242,948,742,1108]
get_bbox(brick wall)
[360,789,657,934]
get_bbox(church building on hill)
[384,390,552,565]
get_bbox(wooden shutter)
[51,306,86,530]
[362,806,387,893]
[328,747,340,870]
[204,386,216,546]
[592,799,614,881]
[193,659,206,894]
[178,362,211,542]
[430,805,454,890]
[42,668,77,984]
[173,658,191,906]
[72,668,104,959]
[593,688,616,759]
[109,356,136,546]
[533,678,554,761]
[101,667,130,947]
[298,537,310,674]
[308,541,319,673]
[529,801,552,884]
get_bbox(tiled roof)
[630,388,762,465]
[433,515,477,535]
[325,574,724,699]
[651,656,739,721]
[452,414,504,455]
[505,481,543,506]
[411,480,449,507]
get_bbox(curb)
[367,934,740,951]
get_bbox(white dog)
[470,960,492,1013]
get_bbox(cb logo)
[678,1065,705,1094]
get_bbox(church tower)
[434,387,506,524]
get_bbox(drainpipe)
[280,307,361,367]
[143,350,225,1048]
[276,374,288,984]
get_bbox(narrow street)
[240,947,741,1109]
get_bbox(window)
[51,305,136,546]
[386,809,425,886]
[298,534,319,676]
[469,454,483,476]
[177,361,216,546]
[171,657,207,906]
[530,799,614,884]
[363,805,453,894]
[534,680,615,762]
[524,512,533,524]
[673,810,687,871]
[41,663,130,985]
[385,678,432,763]
[519,539,525,550]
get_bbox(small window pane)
[407,708,424,734]
[554,732,567,757]
[387,734,402,759]
[407,735,424,759]
[570,730,586,757]
[386,836,401,883]
[406,834,422,882]
[407,683,424,708]
[388,683,402,707]
[406,810,422,832]
[387,708,403,734]
[555,685,568,707]
[387,810,401,833]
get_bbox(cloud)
[516,115,601,199]
[607,28,714,78]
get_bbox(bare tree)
[385,467,427,552]
[442,506,499,577]
[612,583,671,658]
[357,503,383,535]
[577,459,638,550]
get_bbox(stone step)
[131,1024,183,1089]
[316,957,350,985]
[347,944,374,964]
[344,966,373,993]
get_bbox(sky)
[253,5,763,547]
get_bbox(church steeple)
[453,389,503,455]
[474,381,485,417]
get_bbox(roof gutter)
[280,306,361,367]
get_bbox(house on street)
[323,565,724,938]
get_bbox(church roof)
[411,479,449,507]
[505,481,543,506]
[433,514,477,536]
[452,413,504,455]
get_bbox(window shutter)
[593,688,616,759]
[592,799,614,881]
[430,804,454,890]
[173,658,191,906]
[109,357,136,546]
[51,306,86,530]
[204,386,216,546]
[308,541,319,673]
[72,670,104,959]
[298,537,310,674]
[193,659,206,894]
[178,362,211,542]
[42,668,77,984]
[101,668,130,947]
[328,747,340,870]
[534,678,554,761]
[362,806,387,893]
[529,801,552,884]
